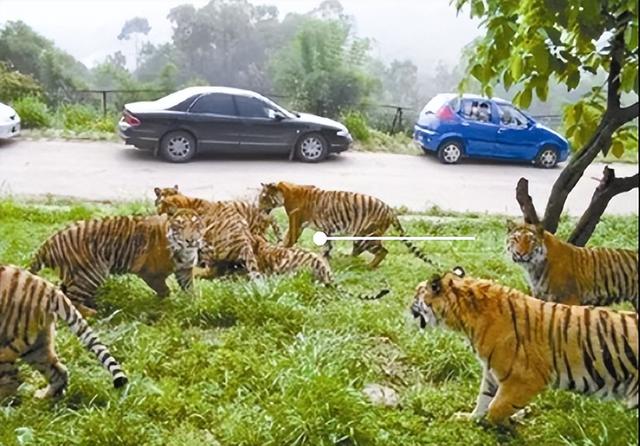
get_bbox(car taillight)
[123,111,141,126]
[436,105,456,122]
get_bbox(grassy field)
[0,198,637,446]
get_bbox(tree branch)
[568,167,640,246]
[515,177,540,224]
[617,101,640,126]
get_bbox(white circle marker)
[313,231,328,246]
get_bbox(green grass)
[350,130,420,156]
[0,198,637,446]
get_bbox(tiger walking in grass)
[258,181,436,268]
[411,267,638,427]
[0,265,127,402]
[29,209,206,317]
[507,220,638,310]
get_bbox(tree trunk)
[568,167,639,246]
[515,178,540,224]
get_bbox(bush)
[12,96,51,128]
[342,111,370,142]
[59,103,100,131]
[0,62,43,103]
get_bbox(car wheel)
[535,146,558,168]
[296,133,328,163]
[437,141,463,164]
[160,131,196,163]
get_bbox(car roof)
[176,86,264,99]
[435,93,512,105]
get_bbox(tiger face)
[411,266,466,329]
[258,182,284,212]
[506,220,547,265]
[154,184,180,208]
[167,209,205,252]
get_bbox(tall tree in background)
[455,0,638,245]
[118,17,151,71]
[271,15,376,117]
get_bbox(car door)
[457,99,499,157]
[494,104,539,160]
[186,93,242,152]
[233,95,296,154]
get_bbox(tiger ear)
[535,223,545,236]
[154,187,161,197]
[174,184,179,191]
[452,266,465,278]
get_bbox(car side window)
[497,104,528,128]
[460,100,493,123]
[189,94,236,116]
[235,96,270,118]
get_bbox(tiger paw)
[452,411,482,421]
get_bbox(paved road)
[0,138,637,215]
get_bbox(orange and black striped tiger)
[258,181,436,268]
[507,220,638,310]
[411,267,638,426]
[29,209,206,317]
[0,265,127,402]
[154,185,281,242]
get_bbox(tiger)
[410,266,638,426]
[29,209,206,317]
[200,235,389,300]
[257,181,436,268]
[0,265,127,402]
[154,185,281,242]
[506,220,638,310]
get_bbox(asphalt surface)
[0,138,638,215]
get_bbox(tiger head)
[154,184,180,209]
[156,194,191,216]
[166,208,206,256]
[411,266,466,330]
[258,182,284,213]
[506,220,547,266]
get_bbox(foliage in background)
[341,111,371,142]
[0,62,43,103]
[0,198,636,445]
[12,96,51,128]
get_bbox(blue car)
[413,93,570,168]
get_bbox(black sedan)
[118,86,353,163]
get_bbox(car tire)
[437,140,463,164]
[295,133,328,163]
[535,146,558,168]
[160,131,196,163]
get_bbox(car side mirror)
[268,109,285,120]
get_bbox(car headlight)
[337,129,350,137]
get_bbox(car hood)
[295,112,347,131]
[0,103,18,120]
[534,122,568,143]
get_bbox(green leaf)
[510,56,523,80]
[611,139,625,158]
[567,70,580,90]
[531,44,549,74]
[624,23,638,50]
[503,68,513,90]
[470,63,485,82]
[519,87,532,109]
[535,81,549,101]
[483,83,494,98]
[621,64,637,93]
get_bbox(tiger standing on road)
[0,265,127,402]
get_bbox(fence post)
[101,90,107,118]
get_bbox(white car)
[0,102,21,139]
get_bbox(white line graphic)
[312,231,475,246]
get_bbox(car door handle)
[498,128,507,133]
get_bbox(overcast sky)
[0,0,482,75]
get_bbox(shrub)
[59,103,100,131]
[0,62,43,103]
[342,111,370,142]
[12,96,51,128]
